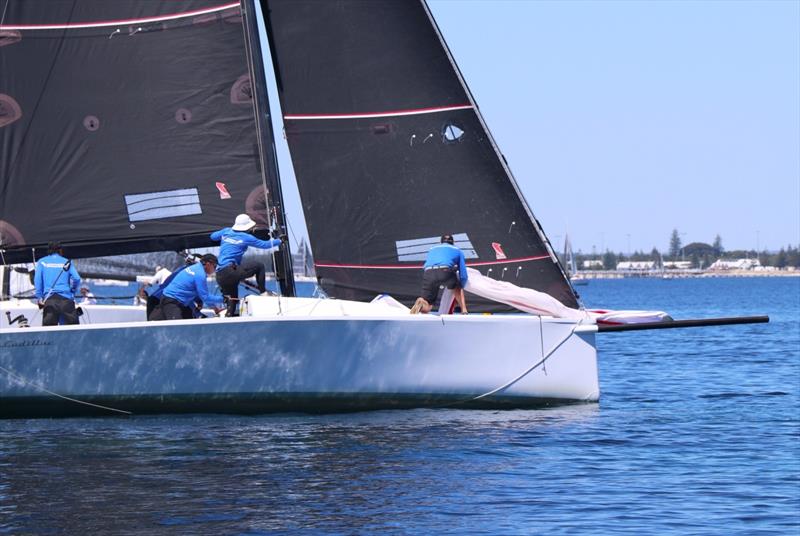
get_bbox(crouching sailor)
[210,213,283,317]
[410,234,468,314]
[149,254,224,320]
[34,241,82,326]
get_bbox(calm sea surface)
[1,277,798,534]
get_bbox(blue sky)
[271,0,800,255]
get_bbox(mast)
[241,0,296,297]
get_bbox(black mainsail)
[0,1,287,268]
[262,0,579,310]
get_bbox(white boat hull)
[0,299,599,417]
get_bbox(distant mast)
[241,0,295,296]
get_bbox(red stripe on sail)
[284,104,474,121]
[314,255,552,270]
[0,3,240,31]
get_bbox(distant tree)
[669,229,682,259]
[683,242,715,258]
[787,245,800,268]
[712,234,723,257]
[775,248,787,269]
[603,250,617,270]
[650,247,662,267]
[690,253,700,269]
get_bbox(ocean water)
[1,277,798,534]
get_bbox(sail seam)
[315,255,550,270]
[0,2,239,31]
[284,104,473,120]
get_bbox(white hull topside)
[0,297,599,417]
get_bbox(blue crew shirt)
[423,243,468,287]
[209,227,281,270]
[162,262,224,308]
[34,253,81,300]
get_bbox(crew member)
[149,254,224,320]
[34,241,82,326]
[410,234,468,314]
[79,286,97,305]
[148,265,172,286]
[210,213,283,316]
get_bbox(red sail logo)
[215,182,232,200]
[491,242,507,260]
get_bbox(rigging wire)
[440,317,585,409]
[470,320,581,402]
[0,0,10,26]
[0,364,132,415]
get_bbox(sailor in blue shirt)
[150,254,224,320]
[34,241,82,326]
[410,234,469,314]
[210,213,283,317]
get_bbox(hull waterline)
[0,304,599,418]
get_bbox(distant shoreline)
[575,270,800,280]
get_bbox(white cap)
[232,213,256,232]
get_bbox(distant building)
[708,258,761,271]
[663,261,692,270]
[616,261,656,271]
[582,260,603,269]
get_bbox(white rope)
[306,296,326,316]
[0,0,10,26]
[469,319,582,402]
[0,364,132,415]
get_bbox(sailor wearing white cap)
[209,213,285,316]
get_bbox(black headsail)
[261,0,579,311]
[0,1,285,268]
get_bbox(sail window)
[0,95,22,128]
[395,233,478,262]
[175,108,192,124]
[124,188,202,223]
[83,115,100,131]
[442,122,464,143]
[372,124,391,135]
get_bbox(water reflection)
[0,407,600,534]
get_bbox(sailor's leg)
[216,267,240,316]
[41,297,59,326]
[454,287,468,314]
[225,285,240,317]
[160,298,185,320]
[60,298,80,325]
[146,296,160,320]
[239,260,266,293]
[148,303,165,321]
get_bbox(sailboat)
[563,234,589,286]
[0,1,766,418]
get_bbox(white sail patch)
[125,188,202,222]
[395,233,478,262]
